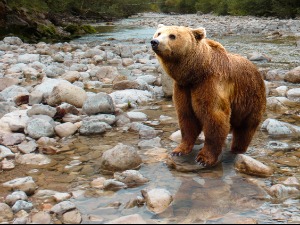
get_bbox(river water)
[1,15,299,224]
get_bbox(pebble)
[5,191,28,206]
[31,212,52,224]
[62,209,82,224]
[114,170,149,185]
[2,176,37,195]
[12,200,33,213]
[0,203,14,223]
[50,201,76,214]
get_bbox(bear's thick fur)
[151,25,266,167]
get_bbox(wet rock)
[127,111,148,121]
[12,200,33,213]
[50,201,76,214]
[0,77,19,92]
[27,104,57,118]
[114,170,149,185]
[1,159,15,170]
[79,120,108,135]
[0,145,14,160]
[138,137,162,149]
[0,203,14,223]
[139,129,162,140]
[0,85,29,101]
[55,122,78,138]
[5,191,28,206]
[269,184,299,199]
[47,82,87,108]
[16,153,51,166]
[91,177,106,189]
[267,141,292,151]
[99,143,142,173]
[141,188,173,214]
[284,66,300,83]
[109,89,152,106]
[235,154,273,177]
[31,212,52,224]
[169,130,182,143]
[83,93,115,115]
[103,179,127,190]
[17,141,38,154]
[287,88,300,102]
[107,214,147,224]
[2,177,37,195]
[275,156,300,167]
[62,209,82,224]
[144,147,169,164]
[26,118,55,139]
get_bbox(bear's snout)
[151,39,160,50]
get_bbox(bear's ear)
[192,27,206,41]
[158,24,165,29]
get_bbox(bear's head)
[151,24,206,60]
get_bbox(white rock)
[109,89,152,106]
[169,130,182,143]
[103,179,127,190]
[3,37,23,45]
[55,122,78,138]
[53,193,72,202]
[2,177,37,195]
[138,137,162,149]
[141,188,173,214]
[275,86,288,96]
[1,159,15,170]
[127,112,148,121]
[5,191,28,206]
[17,141,37,154]
[0,145,14,160]
[18,54,40,64]
[33,78,70,99]
[261,119,292,136]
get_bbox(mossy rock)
[81,25,97,34]
[37,23,57,36]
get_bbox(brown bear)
[151,24,266,167]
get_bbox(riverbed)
[0,13,300,224]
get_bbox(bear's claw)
[171,152,182,157]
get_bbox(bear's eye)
[157,33,161,37]
[169,34,176,40]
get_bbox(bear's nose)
[151,39,159,49]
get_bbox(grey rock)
[127,111,148,121]
[83,92,115,115]
[100,143,142,173]
[44,65,65,78]
[85,114,116,125]
[5,191,28,206]
[12,200,33,213]
[3,37,23,45]
[0,85,29,101]
[269,184,299,199]
[28,91,43,105]
[1,133,26,146]
[287,88,300,102]
[0,203,14,223]
[138,137,162,149]
[50,201,76,214]
[27,104,57,118]
[18,54,40,64]
[0,102,16,119]
[26,118,55,139]
[79,120,109,135]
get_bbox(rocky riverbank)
[0,13,300,224]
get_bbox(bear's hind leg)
[231,122,259,154]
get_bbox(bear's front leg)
[196,112,230,167]
[172,83,202,156]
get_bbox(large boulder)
[47,83,87,108]
[99,144,142,173]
